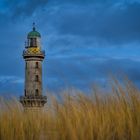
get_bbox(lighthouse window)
[35,89,39,96]
[35,62,39,68]
[30,38,34,46]
[35,75,39,82]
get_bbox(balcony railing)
[20,95,47,106]
[20,95,47,101]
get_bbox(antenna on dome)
[33,22,36,31]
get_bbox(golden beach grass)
[0,79,140,140]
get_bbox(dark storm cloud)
[49,0,140,5]
[1,0,140,94]
[54,2,140,43]
[42,56,140,92]
[2,0,48,17]
[1,0,140,45]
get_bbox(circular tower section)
[20,24,47,110]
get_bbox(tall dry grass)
[0,79,140,140]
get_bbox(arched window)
[35,62,39,68]
[30,38,34,46]
[35,89,39,96]
[35,75,39,82]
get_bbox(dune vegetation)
[0,79,140,140]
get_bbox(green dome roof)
[27,27,41,38]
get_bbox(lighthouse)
[20,23,47,110]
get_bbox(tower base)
[20,95,47,110]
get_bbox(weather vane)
[33,22,36,31]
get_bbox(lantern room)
[26,23,41,48]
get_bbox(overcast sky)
[0,0,140,96]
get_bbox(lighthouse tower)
[20,23,47,110]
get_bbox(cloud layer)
[0,0,140,95]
